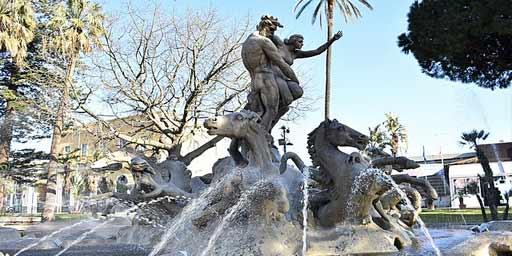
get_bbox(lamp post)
[278,126,293,154]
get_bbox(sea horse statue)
[306,119,395,226]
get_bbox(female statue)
[271,31,342,123]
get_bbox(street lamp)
[278,126,293,154]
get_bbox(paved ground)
[0,244,149,256]
[0,217,138,256]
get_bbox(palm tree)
[465,179,488,222]
[0,0,36,164]
[42,0,104,221]
[0,0,36,213]
[383,113,408,157]
[459,129,499,220]
[365,124,391,157]
[294,0,373,120]
[0,0,36,64]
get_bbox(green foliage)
[383,113,408,157]
[465,180,480,195]
[46,0,104,60]
[366,124,391,156]
[459,129,489,149]
[0,0,61,149]
[70,171,87,196]
[459,129,500,220]
[366,113,408,157]
[421,207,507,224]
[456,189,466,199]
[398,0,512,89]
[1,149,49,182]
[0,0,36,65]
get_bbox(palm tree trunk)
[503,195,509,220]
[324,0,334,120]
[42,56,77,221]
[475,193,488,222]
[476,146,499,220]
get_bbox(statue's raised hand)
[333,30,343,40]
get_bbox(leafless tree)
[80,7,251,165]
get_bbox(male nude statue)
[241,15,299,131]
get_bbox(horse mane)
[307,120,336,188]
[307,120,329,168]
[242,110,271,143]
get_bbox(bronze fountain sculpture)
[109,15,439,255]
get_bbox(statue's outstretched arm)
[261,39,299,82]
[296,30,342,59]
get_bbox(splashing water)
[302,167,310,256]
[415,217,442,256]
[13,219,90,256]
[389,180,442,256]
[199,197,244,256]
[460,213,467,225]
[148,172,230,256]
[54,218,115,256]
[200,178,267,256]
[13,194,181,255]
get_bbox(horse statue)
[204,110,278,177]
[194,110,290,228]
[306,119,396,226]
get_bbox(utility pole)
[278,126,293,154]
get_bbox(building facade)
[404,142,512,208]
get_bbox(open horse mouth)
[204,118,228,136]
[203,119,219,134]
[355,138,369,150]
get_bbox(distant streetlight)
[278,126,293,154]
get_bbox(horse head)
[323,119,369,150]
[203,110,261,139]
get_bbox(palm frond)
[294,0,308,10]
[296,0,373,26]
[295,0,314,19]
[335,0,349,22]
[311,0,325,25]
[46,0,104,59]
[358,0,373,10]
[0,0,36,65]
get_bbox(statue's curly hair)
[256,15,283,31]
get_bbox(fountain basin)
[306,223,411,255]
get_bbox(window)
[81,144,88,156]
[453,177,479,195]
[64,146,71,154]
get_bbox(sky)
[163,0,511,159]
[14,0,512,164]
